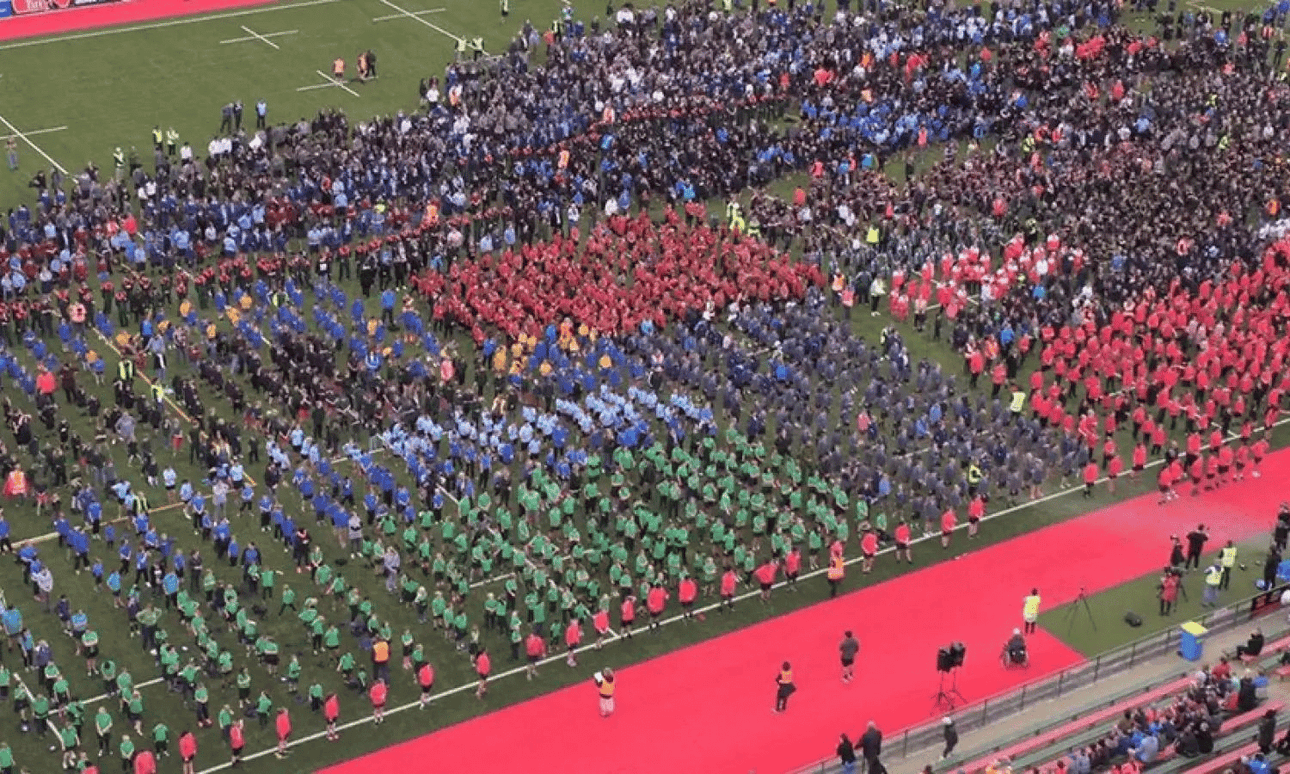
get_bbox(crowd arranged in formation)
[0,0,1289,770]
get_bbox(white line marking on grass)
[296,72,360,96]
[0,114,66,175]
[0,0,338,51]
[376,0,463,42]
[193,417,1290,774]
[315,70,360,97]
[0,125,67,142]
[219,27,298,47]
[372,6,445,21]
[80,676,167,708]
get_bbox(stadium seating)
[955,676,1194,772]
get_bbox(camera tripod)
[1064,586,1097,634]
[932,667,965,712]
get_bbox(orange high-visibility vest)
[4,470,27,497]
[827,555,845,581]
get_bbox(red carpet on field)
[322,449,1289,774]
[0,0,277,43]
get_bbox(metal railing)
[789,590,1290,774]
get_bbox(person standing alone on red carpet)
[594,668,616,717]
[774,661,796,713]
[839,631,860,683]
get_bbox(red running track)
[0,0,278,43]
[323,450,1290,774]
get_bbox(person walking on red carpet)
[369,679,387,724]
[1022,589,1041,635]
[324,693,340,740]
[839,631,860,683]
[773,661,796,713]
[594,668,616,718]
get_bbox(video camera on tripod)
[933,642,967,711]
[936,642,966,673]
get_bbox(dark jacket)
[837,739,856,764]
[860,727,883,760]
[1258,713,1277,752]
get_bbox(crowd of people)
[0,0,1286,770]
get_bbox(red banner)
[11,0,115,14]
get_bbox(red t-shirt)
[324,695,340,721]
[370,682,387,707]
[861,532,879,555]
[720,572,737,596]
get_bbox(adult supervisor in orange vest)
[774,661,796,713]
[594,668,616,717]
[372,638,390,684]
[827,548,845,598]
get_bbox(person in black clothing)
[1235,629,1265,659]
[1169,535,1185,569]
[836,734,857,774]
[1196,722,1214,755]
[941,716,959,759]
[1257,708,1277,754]
[860,721,884,774]
[1185,524,1209,570]
[1264,544,1283,595]
[1237,676,1258,713]
[1276,504,1290,552]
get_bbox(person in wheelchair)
[1004,628,1029,666]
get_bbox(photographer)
[1158,567,1180,616]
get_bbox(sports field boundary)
[189,420,1290,772]
[0,0,340,51]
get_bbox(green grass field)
[1039,539,1269,657]
[0,0,1286,772]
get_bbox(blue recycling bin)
[1180,622,1207,662]
[1277,559,1290,584]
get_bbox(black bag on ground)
[1124,611,1143,627]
